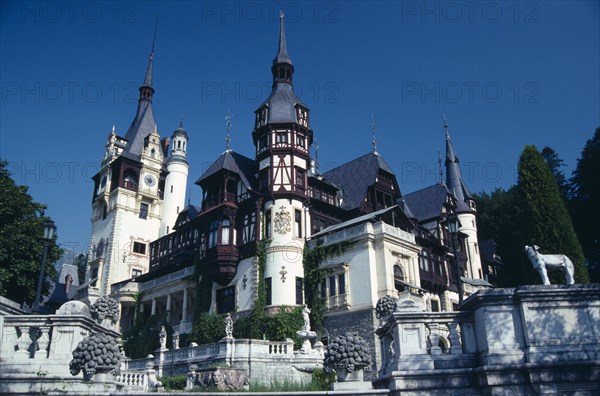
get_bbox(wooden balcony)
[202,245,239,286]
[419,269,448,293]
[201,192,237,213]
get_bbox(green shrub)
[158,374,187,391]
[311,368,336,390]
[191,312,225,344]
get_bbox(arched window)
[221,218,230,245]
[394,265,405,292]
[151,148,156,158]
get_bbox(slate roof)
[403,184,450,222]
[195,150,257,190]
[174,205,201,229]
[259,82,308,124]
[322,152,396,211]
[123,99,157,157]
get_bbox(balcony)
[202,245,239,286]
[201,192,237,213]
[419,269,448,292]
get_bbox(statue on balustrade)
[525,245,575,285]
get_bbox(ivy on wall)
[303,239,354,332]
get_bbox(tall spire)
[225,110,232,151]
[274,11,292,66]
[371,113,378,155]
[123,20,159,156]
[444,115,473,212]
[271,11,294,87]
[141,14,158,92]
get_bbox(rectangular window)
[329,276,337,296]
[296,277,303,305]
[296,135,305,148]
[265,277,272,305]
[132,268,142,278]
[139,203,149,219]
[276,131,287,144]
[431,300,440,312]
[208,220,219,249]
[259,134,268,150]
[216,286,235,314]
[259,170,269,190]
[265,209,272,238]
[296,169,305,189]
[133,242,146,255]
[294,209,302,238]
[338,273,346,295]
[320,279,327,298]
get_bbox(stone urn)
[323,332,372,388]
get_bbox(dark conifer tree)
[518,145,590,284]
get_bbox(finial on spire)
[142,14,159,88]
[371,113,378,154]
[443,112,449,138]
[225,110,232,151]
[111,125,115,134]
[151,14,158,60]
[438,148,445,186]
[187,187,191,207]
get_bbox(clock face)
[144,174,156,187]
[100,175,107,188]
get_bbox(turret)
[444,117,483,279]
[160,120,190,236]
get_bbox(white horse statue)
[524,245,575,285]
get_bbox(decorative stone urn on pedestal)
[323,332,373,390]
[89,296,119,328]
[69,333,121,382]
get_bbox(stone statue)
[224,313,233,339]
[159,326,167,349]
[525,245,575,285]
[302,305,311,331]
[173,332,180,349]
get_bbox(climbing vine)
[303,239,354,332]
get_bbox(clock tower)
[86,43,170,297]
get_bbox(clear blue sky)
[1,1,598,258]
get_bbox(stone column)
[166,294,172,323]
[151,298,156,316]
[181,288,188,324]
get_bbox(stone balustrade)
[373,284,600,395]
[0,305,122,395]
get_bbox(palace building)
[83,14,491,368]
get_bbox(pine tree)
[518,146,590,283]
[541,147,568,202]
[569,128,600,282]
